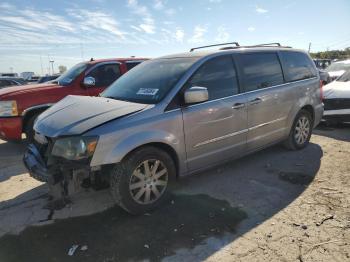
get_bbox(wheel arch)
[22,104,53,132]
[121,142,180,178]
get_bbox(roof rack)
[190,42,240,52]
[254,43,281,47]
[219,42,291,50]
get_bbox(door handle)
[249,97,262,105]
[232,103,245,109]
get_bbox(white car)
[325,60,350,81]
[323,70,350,124]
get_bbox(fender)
[90,129,187,174]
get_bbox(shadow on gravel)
[0,194,247,262]
[0,140,26,158]
[314,122,350,142]
[0,140,27,182]
[0,140,324,262]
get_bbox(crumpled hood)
[323,81,350,99]
[34,95,149,137]
[0,83,58,97]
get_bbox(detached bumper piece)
[23,144,61,184]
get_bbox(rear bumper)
[0,117,22,141]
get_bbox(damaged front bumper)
[23,143,106,199]
[23,143,61,184]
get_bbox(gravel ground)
[0,124,349,262]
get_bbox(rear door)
[181,55,248,172]
[85,62,122,96]
[236,52,291,150]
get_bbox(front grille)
[323,98,350,111]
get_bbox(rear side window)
[239,53,284,92]
[126,61,143,71]
[280,51,317,82]
[87,63,121,87]
[186,56,239,100]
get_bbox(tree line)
[310,47,350,60]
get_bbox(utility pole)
[49,60,55,75]
[308,42,312,53]
[40,55,44,75]
[80,42,84,61]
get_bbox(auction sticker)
[137,88,159,96]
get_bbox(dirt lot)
[0,124,349,262]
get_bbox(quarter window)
[280,51,317,82]
[239,53,284,92]
[186,56,239,100]
[87,63,121,87]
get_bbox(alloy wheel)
[129,159,168,205]
[294,116,310,145]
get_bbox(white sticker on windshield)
[137,88,159,96]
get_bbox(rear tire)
[110,146,176,215]
[284,110,313,150]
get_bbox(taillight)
[319,80,324,101]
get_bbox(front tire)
[284,110,313,150]
[110,146,176,214]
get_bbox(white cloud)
[175,28,185,42]
[165,8,176,16]
[68,9,126,39]
[0,7,75,32]
[153,0,165,10]
[139,23,155,34]
[248,26,256,32]
[127,0,156,34]
[255,6,268,13]
[188,25,207,44]
[215,26,230,42]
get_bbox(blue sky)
[0,0,349,75]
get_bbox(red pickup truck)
[0,58,147,141]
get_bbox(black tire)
[24,114,39,143]
[110,146,176,214]
[284,109,313,150]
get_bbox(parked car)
[325,59,350,81]
[323,70,350,124]
[313,59,331,69]
[0,58,147,141]
[23,43,323,214]
[26,76,41,83]
[0,73,19,77]
[37,74,61,84]
[0,77,26,89]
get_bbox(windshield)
[337,70,350,82]
[101,57,198,104]
[326,62,350,72]
[55,62,87,86]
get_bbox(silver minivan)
[24,43,324,214]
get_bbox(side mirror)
[184,86,209,105]
[83,76,95,87]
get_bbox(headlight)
[51,136,98,161]
[0,101,18,117]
